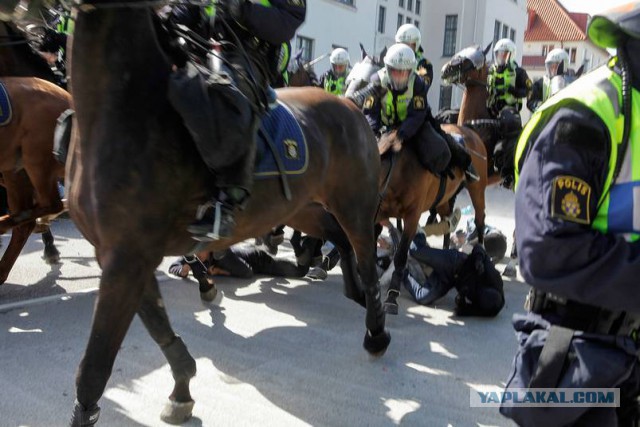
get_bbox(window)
[407,0,413,12]
[566,47,577,63]
[502,24,509,38]
[406,17,412,24]
[296,36,314,64]
[443,15,458,56]
[414,20,419,29]
[542,44,554,56]
[334,0,354,5]
[415,0,421,14]
[494,20,501,45]
[439,86,453,110]
[378,6,386,33]
[399,0,404,8]
[510,29,516,42]
[398,13,404,30]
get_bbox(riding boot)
[187,187,247,242]
[446,135,480,182]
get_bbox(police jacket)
[318,70,348,95]
[487,62,530,115]
[362,69,429,142]
[514,59,640,313]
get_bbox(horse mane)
[0,21,57,81]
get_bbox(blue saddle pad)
[0,82,12,127]
[254,102,307,179]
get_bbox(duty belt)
[525,288,640,340]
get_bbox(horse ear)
[379,46,387,63]
[359,42,367,60]
[483,42,492,57]
[294,49,303,62]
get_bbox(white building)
[293,0,527,111]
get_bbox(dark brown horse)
[67,6,389,425]
[440,44,517,188]
[0,22,71,284]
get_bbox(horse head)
[288,48,318,87]
[549,62,584,98]
[441,43,490,87]
[344,44,385,97]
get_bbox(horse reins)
[374,151,396,222]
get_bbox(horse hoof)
[502,264,517,278]
[160,399,194,425]
[44,248,61,265]
[363,329,391,356]
[199,281,218,302]
[383,301,398,315]
[69,401,100,426]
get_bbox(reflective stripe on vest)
[56,17,74,35]
[542,75,551,103]
[514,64,640,240]
[488,65,521,109]
[324,74,346,95]
[378,69,416,127]
[278,42,290,74]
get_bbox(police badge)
[283,139,299,159]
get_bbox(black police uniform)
[501,37,640,427]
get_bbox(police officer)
[395,23,434,93]
[527,48,570,112]
[487,38,531,117]
[168,0,306,241]
[318,48,350,95]
[359,43,477,180]
[501,3,640,426]
[37,10,72,88]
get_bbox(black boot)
[187,188,246,242]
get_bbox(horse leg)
[503,230,518,277]
[183,252,217,302]
[42,226,60,264]
[384,211,420,315]
[0,171,36,285]
[71,251,151,426]
[137,275,197,424]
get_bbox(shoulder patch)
[363,96,375,109]
[550,175,592,224]
[413,96,425,110]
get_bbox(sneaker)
[187,200,236,242]
[447,207,462,233]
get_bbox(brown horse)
[344,53,489,314]
[440,44,518,188]
[0,21,71,284]
[377,128,488,314]
[67,7,389,425]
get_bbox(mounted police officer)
[395,23,433,93]
[527,48,570,112]
[166,0,306,241]
[487,38,531,117]
[356,43,477,181]
[501,3,640,426]
[318,47,350,95]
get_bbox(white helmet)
[545,48,569,77]
[395,24,421,50]
[494,38,516,66]
[330,48,350,66]
[384,43,416,90]
[329,47,350,77]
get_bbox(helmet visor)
[388,67,411,90]
[545,62,560,77]
[495,50,510,66]
[332,63,347,76]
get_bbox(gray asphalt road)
[0,186,523,427]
